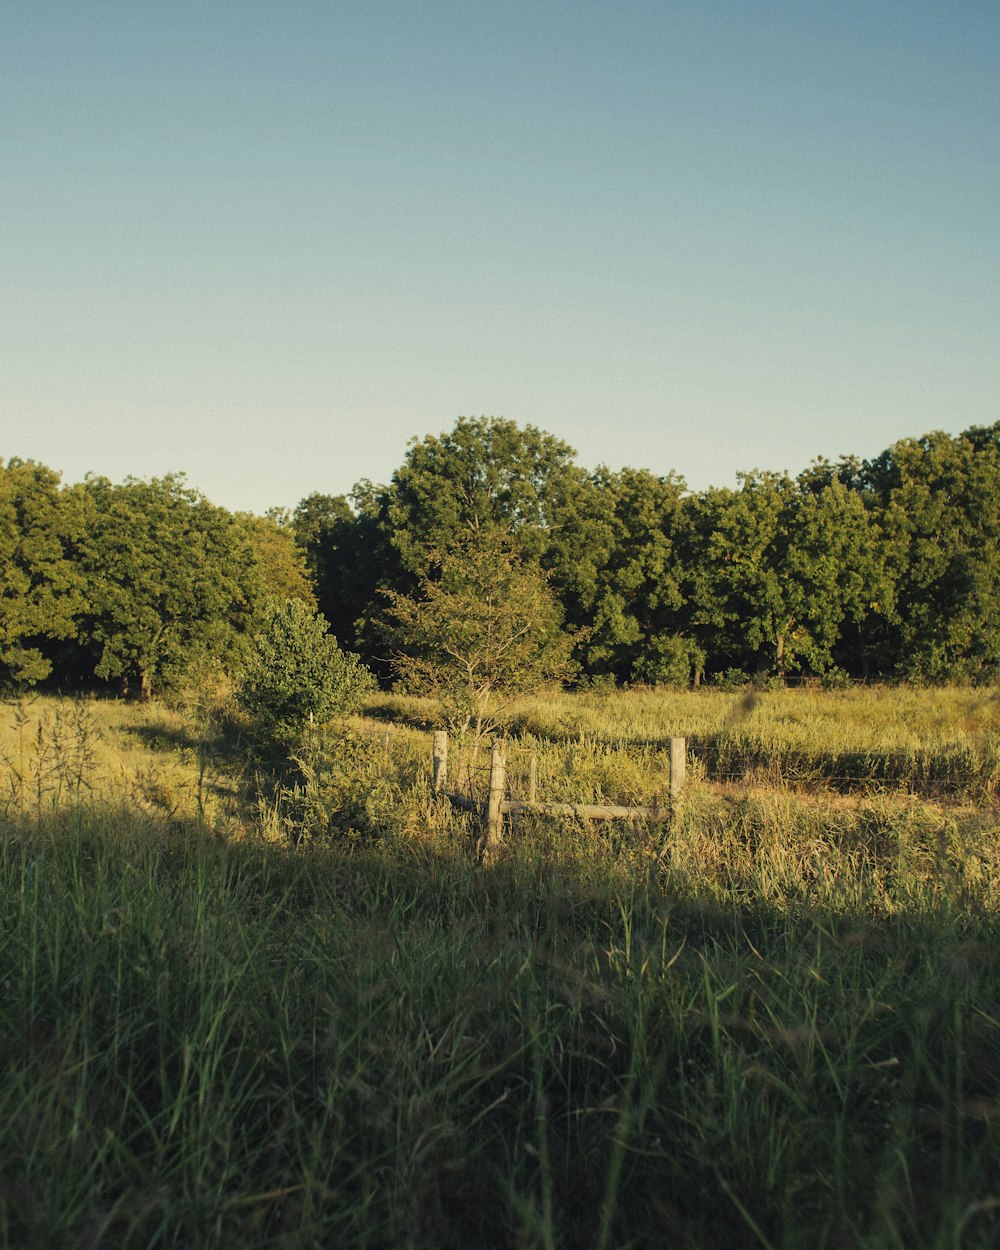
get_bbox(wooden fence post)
[432,730,448,793]
[485,741,507,852]
[669,736,686,803]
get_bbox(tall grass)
[0,692,997,1247]
[502,686,1000,799]
[0,696,245,831]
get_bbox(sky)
[2,0,998,513]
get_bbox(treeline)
[0,469,313,697]
[294,417,1000,686]
[3,416,999,694]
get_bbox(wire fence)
[431,731,999,806]
[349,721,999,807]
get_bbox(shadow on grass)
[121,714,252,766]
[1,803,998,1248]
[503,712,1000,801]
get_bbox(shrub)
[236,598,374,744]
[820,665,853,690]
[632,634,703,688]
[712,666,752,691]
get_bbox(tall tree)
[0,459,87,685]
[383,417,618,671]
[237,512,317,610]
[299,417,607,672]
[80,475,263,698]
[861,424,1000,679]
[384,416,585,573]
[689,472,884,678]
[292,491,385,652]
[580,467,696,683]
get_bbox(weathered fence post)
[485,741,507,853]
[528,755,538,804]
[432,730,448,793]
[669,736,686,803]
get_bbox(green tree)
[381,417,620,675]
[236,598,374,743]
[690,472,884,678]
[80,475,262,698]
[237,512,317,610]
[295,418,606,675]
[385,525,576,739]
[861,424,1000,679]
[384,416,585,572]
[580,467,698,683]
[292,490,386,654]
[0,459,87,685]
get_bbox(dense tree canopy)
[689,472,886,677]
[384,416,584,571]
[577,467,692,682]
[78,475,263,698]
[238,512,316,611]
[292,490,383,655]
[1,418,997,696]
[863,425,1000,680]
[0,459,87,684]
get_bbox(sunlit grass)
[0,695,246,830]
[0,688,998,1247]
[465,685,1000,799]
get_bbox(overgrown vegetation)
[236,598,374,746]
[1,688,997,1248]
[298,416,1000,685]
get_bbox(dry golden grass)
[0,694,244,830]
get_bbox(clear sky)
[2,0,997,513]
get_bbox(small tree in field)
[385,525,576,742]
[237,598,374,744]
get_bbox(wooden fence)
[432,730,686,853]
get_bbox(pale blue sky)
[2,1,997,512]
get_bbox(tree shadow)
[1,803,997,1249]
[121,713,254,772]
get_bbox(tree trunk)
[775,617,795,677]
[855,620,870,680]
[140,626,164,703]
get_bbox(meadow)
[0,687,997,1248]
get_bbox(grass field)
[0,688,998,1248]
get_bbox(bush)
[820,665,853,690]
[632,634,703,688]
[712,666,752,691]
[236,599,374,744]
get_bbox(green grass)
[364,685,1000,799]
[505,685,1000,799]
[0,690,998,1248]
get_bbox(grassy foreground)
[0,691,998,1248]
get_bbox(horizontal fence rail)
[432,732,687,855]
[432,730,997,804]
[431,724,998,857]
